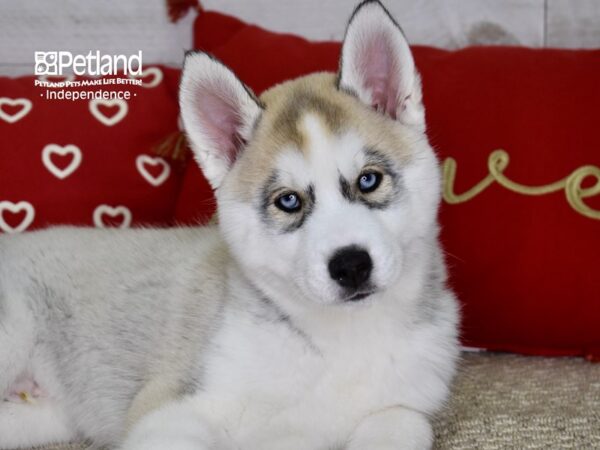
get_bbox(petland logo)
[35,51,143,76]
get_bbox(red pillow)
[173,158,216,225]
[184,10,600,358]
[0,66,188,231]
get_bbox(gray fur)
[0,226,226,447]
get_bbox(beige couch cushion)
[434,352,600,449]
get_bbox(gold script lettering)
[442,149,600,220]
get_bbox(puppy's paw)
[121,399,233,450]
[346,407,433,450]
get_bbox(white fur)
[262,115,400,305]
[0,401,74,448]
[0,2,459,449]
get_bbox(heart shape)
[42,144,82,179]
[136,155,171,187]
[0,201,35,233]
[89,99,128,126]
[0,98,32,124]
[93,205,132,229]
[128,67,163,88]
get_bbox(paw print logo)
[34,52,58,75]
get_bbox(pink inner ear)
[356,32,401,119]
[194,84,243,165]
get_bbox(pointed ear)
[338,0,424,129]
[180,52,262,189]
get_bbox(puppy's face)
[180,1,441,306]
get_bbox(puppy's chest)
[197,313,410,445]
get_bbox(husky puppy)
[0,1,459,449]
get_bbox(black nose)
[328,246,373,290]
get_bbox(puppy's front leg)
[120,398,232,450]
[346,406,433,450]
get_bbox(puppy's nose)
[328,246,373,290]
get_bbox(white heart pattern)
[0,201,35,234]
[89,99,128,126]
[128,67,163,88]
[136,155,170,187]
[42,144,82,179]
[0,98,32,124]
[93,205,132,229]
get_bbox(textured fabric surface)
[433,352,600,449]
[15,352,600,450]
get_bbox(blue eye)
[275,192,302,213]
[358,172,382,193]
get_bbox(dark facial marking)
[340,176,353,202]
[364,148,399,182]
[259,171,316,233]
[260,172,280,222]
[339,148,401,209]
[281,184,315,233]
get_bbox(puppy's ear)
[338,0,424,129]
[180,52,262,189]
